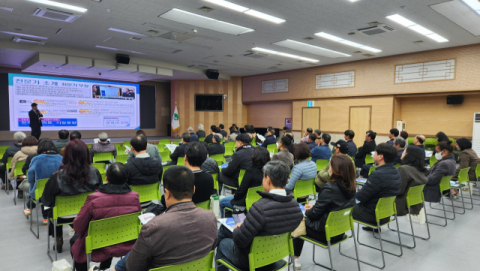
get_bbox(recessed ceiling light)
[314,32,382,53]
[203,0,285,24]
[386,14,448,43]
[27,0,87,13]
[108,28,147,37]
[0,31,48,39]
[251,47,319,63]
[273,39,351,58]
[462,0,480,15]
[160,8,254,35]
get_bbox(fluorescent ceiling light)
[252,47,319,63]
[462,0,480,15]
[0,31,48,39]
[0,6,13,12]
[315,32,382,53]
[203,0,285,24]
[274,39,351,58]
[387,14,448,43]
[95,45,144,54]
[107,28,147,37]
[27,0,87,13]
[160,8,254,35]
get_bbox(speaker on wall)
[447,95,464,105]
[116,54,130,65]
[206,69,219,80]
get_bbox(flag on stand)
[171,106,180,132]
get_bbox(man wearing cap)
[29,103,43,139]
[315,140,352,188]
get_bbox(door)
[349,106,371,147]
[302,107,320,138]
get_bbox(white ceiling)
[0,0,479,81]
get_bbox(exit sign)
[307,101,314,107]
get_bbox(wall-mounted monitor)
[195,94,223,112]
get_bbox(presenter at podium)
[29,102,43,139]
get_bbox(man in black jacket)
[354,131,377,168]
[216,160,304,271]
[168,133,190,165]
[218,134,253,192]
[29,103,43,139]
[354,143,402,231]
[219,124,228,138]
[1,131,26,189]
[261,128,277,149]
[209,135,225,155]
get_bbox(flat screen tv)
[195,94,223,112]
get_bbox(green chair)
[199,137,206,142]
[293,178,316,204]
[365,154,374,165]
[315,159,329,172]
[29,178,49,239]
[238,169,246,185]
[211,173,219,193]
[195,199,211,210]
[301,207,361,271]
[160,151,171,163]
[448,137,456,144]
[177,157,185,166]
[0,145,9,152]
[172,141,180,146]
[424,138,438,151]
[216,233,294,271]
[91,163,106,174]
[159,139,171,145]
[395,163,401,169]
[93,152,115,163]
[113,143,122,150]
[161,165,172,183]
[225,141,236,148]
[427,175,455,227]
[130,182,160,207]
[117,146,127,154]
[251,139,257,146]
[456,167,473,211]
[429,155,438,167]
[151,250,214,271]
[48,192,94,261]
[245,186,264,210]
[87,144,93,149]
[101,173,107,184]
[157,143,165,152]
[267,144,277,153]
[85,212,141,270]
[221,169,246,196]
[4,157,13,195]
[123,140,131,147]
[115,154,128,164]
[224,146,234,156]
[407,137,414,145]
[12,160,26,205]
[211,154,225,166]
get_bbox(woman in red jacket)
[70,163,141,271]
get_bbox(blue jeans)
[216,226,248,271]
[114,251,130,271]
[220,196,233,218]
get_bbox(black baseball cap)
[31,103,38,107]
[330,140,349,154]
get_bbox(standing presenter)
[29,102,43,139]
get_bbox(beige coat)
[8,146,38,180]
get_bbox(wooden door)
[349,106,371,147]
[302,108,320,137]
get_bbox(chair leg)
[355,222,386,269]
[4,171,9,195]
[47,219,52,262]
[13,178,16,205]
[30,199,40,239]
[86,254,90,270]
[311,243,336,271]
[427,197,454,226]
[54,220,58,261]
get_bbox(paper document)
[257,134,265,142]
[425,151,433,158]
[165,144,178,153]
[218,218,236,232]
[138,213,156,225]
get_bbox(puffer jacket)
[305,181,356,231]
[125,156,163,185]
[221,145,254,180]
[201,157,220,174]
[27,154,63,199]
[285,159,317,191]
[455,149,480,181]
[1,142,22,164]
[233,192,303,264]
[8,146,38,180]
[356,163,402,214]
[424,155,456,202]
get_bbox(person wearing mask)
[90,132,117,162]
[219,124,228,138]
[8,136,38,198]
[354,143,401,231]
[218,134,254,192]
[205,125,217,144]
[400,131,409,142]
[424,141,456,202]
[187,127,199,142]
[454,138,480,182]
[316,140,351,188]
[70,163,141,271]
[292,155,356,269]
[301,128,313,143]
[126,130,160,163]
[225,126,238,143]
[396,146,428,216]
[216,160,304,271]
[261,128,277,149]
[219,147,270,217]
[196,124,206,139]
[354,131,377,168]
[1,131,26,190]
[311,133,332,163]
[285,143,317,193]
[42,139,102,253]
[113,166,217,271]
[306,133,318,150]
[29,102,43,139]
[393,137,406,165]
[272,136,294,168]
[209,135,225,155]
[343,130,357,157]
[23,139,62,222]
[387,128,399,145]
[168,133,190,165]
[200,142,220,175]
[54,130,69,150]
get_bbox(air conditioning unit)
[33,8,81,22]
[473,113,480,157]
[396,120,406,132]
[12,37,45,45]
[357,24,395,36]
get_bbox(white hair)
[14,131,26,143]
[98,132,108,141]
[198,124,204,131]
[187,127,194,132]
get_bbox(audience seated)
[9,136,38,198]
[272,136,294,168]
[306,133,317,150]
[285,143,317,193]
[313,129,322,139]
[454,138,480,181]
[293,155,357,268]
[188,127,199,142]
[126,130,160,163]
[424,141,456,202]
[393,137,406,165]
[24,139,62,221]
[261,128,277,149]
[301,128,313,143]
[286,131,295,155]
[316,140,351,188]
[225,126,238,143]
[218,134,254,191]
[220,147,270,217]
[219,124,228,138]
[113,166,217,271]
[42,139,102,253]
[400,131,409,142]
[354,131,377,168]
[436,131,449,144]
[216,160,304,271]
[213,126,224,141]
[396,146,427,216]
[205,125,217,144]
[22,138,46,174]
[90,132,117,162]
[70,163,141,271]
[263,126,273,138]
[413,134,426,153]
[54,129,69,150]
[168,133,190,165]
[200,142,220,175]
[354,143,401,231]
[387,128,399,145]
[70,130,82,141]
[311,133,332,162]
[209,135,225,155]
[196,124,206,138]
[1,131,26,190]
[343,129,357,157]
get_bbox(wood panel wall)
[170,77,246,135]
[246,102,292,128]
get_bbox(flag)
[171,106,180,132]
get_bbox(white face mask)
[435,152,443,160]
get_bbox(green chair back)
[53,192,93,220]
[151,251,215,271]
[199,137,206,142]
[368,166,376,176]
[34,178,49,201]
[324,207,354,241]
[245,186,264,210]
[91,163,106,174]
[159,139,171,145]
[365,154,374,165]
[407,137,414,145]
[439,175,453,193]
[424,138,438,147]
[448,138,456,144]
[160,151,171,162]
[13,160,26,176]
[113,143,122,150]
[117,146,127,154]
[476,164,480,181]
[162,165,172,182]
[87,144,93,149]
[0,146,9,152]
[177,157,185,166]
[85,212,141,254]
[429,155,438,167]
[224,146,234,156]
[172,141,180,146]
[157,144,165,152]
[123,141,131,147]
[131,183,160,203]
[315,159,329,171]
[267,144,277,153]
[248,233,292,270]
[238,169,246,186]
[458,167,471,184]
[210,154,225,165]
[195,199,211,210]
[115,154,128,164]
[251,139,257,146]
[293,178,316,200]
[211,173,219,192]
[405,184,426,208]
[6,157,13,170]
[101,173,107,184]
[225,141,236,147]
[93,152,115,163]
[374,196,397,222]
[395,163,401,169]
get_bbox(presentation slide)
[8,73,140,131]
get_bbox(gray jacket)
[271,150,294,169]
[424,155,456,202]
[127,144,161,163]
[201,157,220,175]
[396,165,427,216]
[90,142,117,161]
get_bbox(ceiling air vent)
[243,52,268,58]
[198,6,214,12]
[33,8,80,22]
[363,53,375,57]
[413,40,424,44]
[357,24,395,36]
[130,37,141,41]
[303,37,314,41]
[12,37,45,45]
